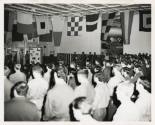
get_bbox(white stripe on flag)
[86,20,98,25]
[17,12,33,24]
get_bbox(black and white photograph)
[3,2,152,122]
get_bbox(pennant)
[101,12,116,41]
[53,32,62,46]
[17,12,35,34]
[139,10,151,32]
[67,16,83,36]
[86,13,99,32]
[120,10,134,44]
[36,16,51,35]
[12,23,23,42]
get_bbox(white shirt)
[74,82,95,104]
[113,101,140,121]
[93,83,110,109]
[27,77,49,110]
[135,90,151,121]
[44,70,51,84]
[9,71,26,84]
[108,74,125,96]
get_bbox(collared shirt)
[135,91,151,121]
[44,82,74,121]
[5,97,40,121]
[74,82,95,105]
[113,101,140,121]
[9,71,27,84]
[4,76,13,102]
[27,77,49,110]
[93,83,110,109]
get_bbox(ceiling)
[4,4,151,16]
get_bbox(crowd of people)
[4,53,151,121]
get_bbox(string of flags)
[4,9,151,46]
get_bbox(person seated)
[27,65,49,118]
[91,72,110,121]
[113,83,140,121]
[71,97,96,121]
[9,64,27,84]
[43,66,74,121]
[5,81,40,121]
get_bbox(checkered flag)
[101,12,116,41]
[67,16,83,36]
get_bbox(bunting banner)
[120,10,134,44]
[86,13,99,32]
[67,16,83,36]
[139,10,151,32]
[101,12,116,41]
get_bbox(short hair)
[32,65,43,75]
[12,81,28,96]
[56,65,66,81]
[72,97,87,109]
[94,72,105,82]
[77,69,88,78]
[14,64,21,70]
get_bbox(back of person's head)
[103,67,112,83]
[56,65,66,81]
[32,65,43,76]
[116,83,134,102]
[77,69,88,78]
[11,81,28,98]
[94,72,105,83]
[14,64,21,71]
[4,66,10,77]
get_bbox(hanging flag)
[86,13,99,32]
[67,16,83,36]
[101,12,116,41]
[12,18,23,42]
[53,32,62,46]
[139,10,151,32]
[52,16,65,31]
[17,12,35,34]
[4,10,9,32]
[120,10,134,44]
[39,31,52,42]
[36,16,51,35]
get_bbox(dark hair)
[32,65,44,76]
[103,67,112,83]
[72,97,87,109]
[11,81,28,98]
[77,69,89,78]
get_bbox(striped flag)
[17,12,35,34]
[101,12,116,41]
[120,10,134,44]
[86,13,99,32]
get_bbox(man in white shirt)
[113,83,140,121]
[27,65,49,118]
[92,72,110,121]
[9,64,26,84]
[74,69,95,105]
[4,66,13,102]
[44,67,74,121]
[135,77,151,121]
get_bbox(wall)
[123,13,151,54]
[59,15,101,54]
